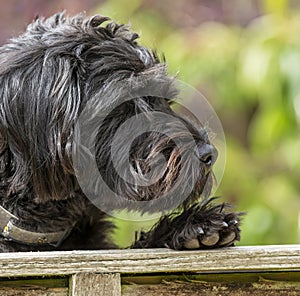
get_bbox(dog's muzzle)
[0,206,72,247]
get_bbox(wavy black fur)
[0,13,242,252]
[132,197,243,250]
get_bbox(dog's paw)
[169,197,244,250]
[131,197,244,250]
[182,211,241,249]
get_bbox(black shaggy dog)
[0,13,242,252]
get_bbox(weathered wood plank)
[122,280,300,296]
[0,278,68,296]
[70,273,121,296]
[121,272,300,285]
[0,245,299,277]
[122,272,300,296]
[0,287,67,296]
[0,272,298,296]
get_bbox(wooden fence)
[0,244,299,295]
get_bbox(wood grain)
[0,278,68,296]
[122,280,300,296]
[0,287,67,296]
[70,273,121,296]
[0,245,299,277]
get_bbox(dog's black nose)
[197,144,218,168]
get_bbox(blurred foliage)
[94,0,300,247]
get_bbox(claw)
[221,222,229,228]
[229,219,239,226]
[197,226,204,234]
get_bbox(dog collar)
[0,205,71,247]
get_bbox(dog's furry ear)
[0,12,141,204]
[31,52,83,202]
[0,38,83,202]
[0,12,169,204]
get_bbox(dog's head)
[0,13,217,212]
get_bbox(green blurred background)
[0,0,299,246]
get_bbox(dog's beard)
[94,128,215,213]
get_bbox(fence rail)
[0,245,299,295]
